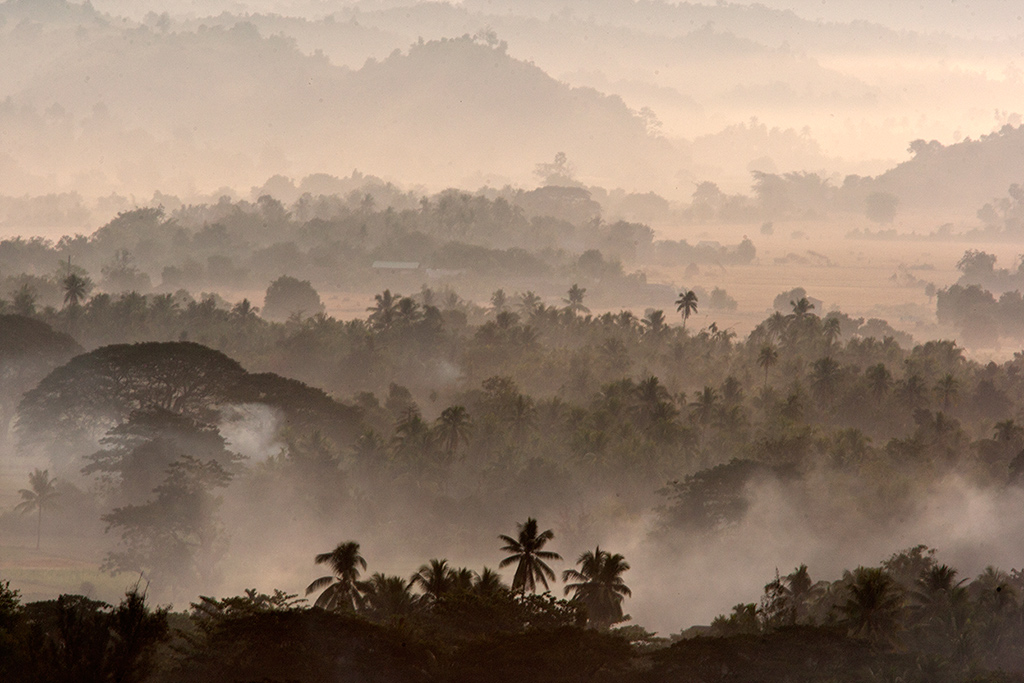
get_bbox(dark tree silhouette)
[15,468,59,550]
[263,275,325,322]
[840,567,904,644]
[16,342,247,453]
[499,518,562,593]
[306,541,367,612]
[102,456,231,597]
[675,290,698,331]
[61,273,90,309]
[361,573,417,621]
[410,558,455,601]
[564,284,589,315]
[367,289,401,330]
[435,405,472,456]
[562,546,632,629]
[757,345,779,390]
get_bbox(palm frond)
[305,575,334,595]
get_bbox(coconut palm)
[790,297,815,318]
[562,546,632,629]
[564,284,589,314]
[757,345,779,390]
[499,518,562,593]
[840,567,904,643]
[675,290,698,331]
[809,357,842,404]
[934,374,960,410]
[450,567,477,593]
[518,291,542,316]
[689,386,720,427]
[61,273,90,309]
[410,558,455,601]
[822,316,841,349]
[474,567,507,596]
[435,406,472,456]
[367,289,401,330]
[642,309,667,335]
[765,311,788,342]
[490,289,508,313]
[994,419,1024,444]
[865,363,893,398]
[305,541,367,611]
[361,573,417,620]
[15,468,60,550]
[231,298,259,322]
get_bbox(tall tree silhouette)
[562,546,632,629]
[61,273,90,309]
[757,345,779,390]
[367,289,401,330]
[675,290,698,331]
[435,406,472,456]
[840,567,904,644]
[361,573,417,620]
[499,518,562,593]
[15,468,59,550]
[564,284,589,314]
[305,541,367,611]
[410,558,455,601]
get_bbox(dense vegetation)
[4,193,1024,682]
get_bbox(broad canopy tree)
[16,341,361,459]
[16,342,247,455]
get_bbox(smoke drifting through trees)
[2,0,1024,680]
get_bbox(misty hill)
[0,5,677,194]
[871,125,1024,215]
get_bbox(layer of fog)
[2,0,1021,202]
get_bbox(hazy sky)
[736,0,1024,37]
[83,0,1024,38]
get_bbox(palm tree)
[231,298,259,322]
[367,289,401,330]
[994,419,1024,444]
[61,273,89,309]
[564,284,589,315]
[15,468,59,550]
[435,406,472,456]
[897,373,929,409]
[518,291,542,316]
[809,357,842,404]
[410,558,455,601]
[305,541,367,611]
[689,386,720,427]
[934,374,960,410]
[490,289,508,313]
[757,345,779,390]
[865,363,893,398]
[840,567,904,643]
[790,297,815,318]
[765,311,788,342]
[361,573,417,620]
[642,309,667,335]
[562,546,632,629]
[499,518,562,593]
[450,567,477,593]
[675,290,698,331]
[474,567,507,596]
[822,316,841,349]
